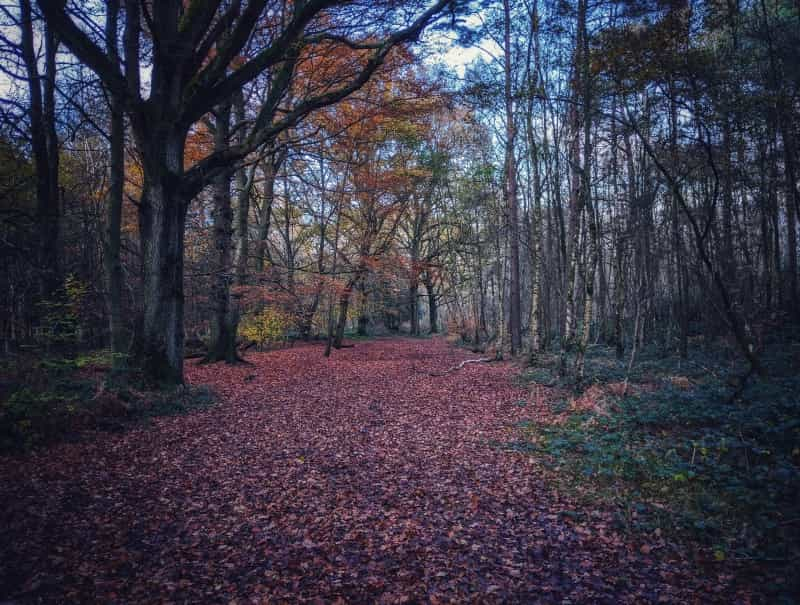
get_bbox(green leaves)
[514,345,800,567]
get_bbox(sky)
[437,44,491,76]
[420,11,501,78]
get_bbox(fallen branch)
[418,357,492,377]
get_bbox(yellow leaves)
[238,307,295,348]
[398,167,433,180]
[384,117,422,142]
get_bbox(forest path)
[1,338,743,603]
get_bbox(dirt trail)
[0,338,747,603]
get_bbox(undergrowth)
[0,350,215,453]
[512,343,800,600]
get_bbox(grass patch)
[512,344,800,597]
[517,366,558,387]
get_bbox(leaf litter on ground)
[0,338,767,603]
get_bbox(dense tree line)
[440,0,798,379]
[1,0,797,386]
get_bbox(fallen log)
[419,357,492,377]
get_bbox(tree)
[104,0,127,377]
[502,0,522,354]
[37,0,454,384]
[20,0,60,299]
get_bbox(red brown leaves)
[0,339,753,603]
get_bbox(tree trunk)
[256,151,283,274]
[299,150,330,342]
[298,306,317,341]
[233,92,256,288]
[769,135,782,306]
[576,205,598,380]
[409,279,419,336]
[558,105,583,375]
[357,285,369,336]
[424,275,438,334]
[503,0,522,354]
[721,118,736,285]
[758,142,773,309]
[614,236,625,360]
[333,286,353,348]
[104,0,126,376]
[133,126,190,384]
[780,120,799,313]
[493,207,507,357]
[206,102,239,363]
[20,0,60,299]
[282,166,296,299]
[573,0,595,381]
[669,88,689,358]
[324,189,344,357]
[137,182,188,384]
[526,111,543,358]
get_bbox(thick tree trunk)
[137,181,188,384]
[525,0,544,359]
[132,124,189,384]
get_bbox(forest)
[1,0,799,602]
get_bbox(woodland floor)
[0,338,769,603]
